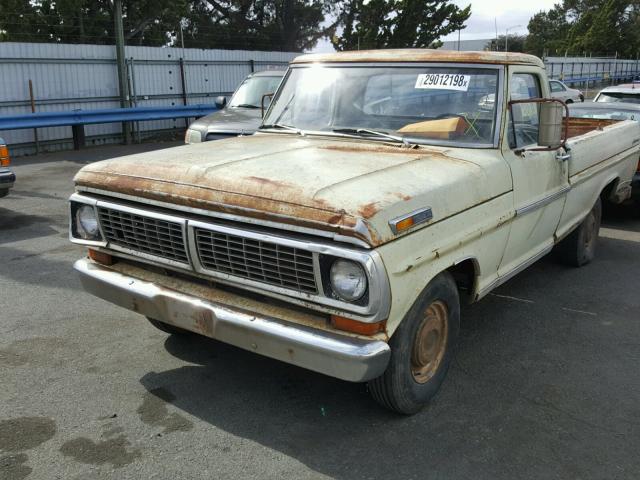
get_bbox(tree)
[525,8,570,56]
[331,0,471,51]
[0,0,337,51]
[0,0,187,45]
[181,0,338,51]
[486,34,527,53]
[524,0,640,57]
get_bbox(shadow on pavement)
[138,238,640,479]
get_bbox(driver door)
[498,68,570,277]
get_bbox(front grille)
[98,207,189,264]
[194,227,317,294]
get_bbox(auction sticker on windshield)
[415,74,470,91]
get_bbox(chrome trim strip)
[515,185,571,216]
[388,207,433,235]
[95,198,193,270]
[187,219,391,320]
[76,186,373,249]
[74,258,390,382]
[68,193,107,247]
[312,253,325,297]
[478,244,553,298]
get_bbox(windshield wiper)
[332,127,413,146]
[232,103,261,109]
[260,123,304,135]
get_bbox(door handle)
[556,151,571,162]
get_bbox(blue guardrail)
[0,104,218,131]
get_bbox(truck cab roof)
[292,49,545,68]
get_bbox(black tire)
[565,99,573,104]
[146,317,189,335]
[368,272,460,415]
[555,197,602,267]
[0,189,9,198]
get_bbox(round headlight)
[77,205,99,238]
[329,259,367,302]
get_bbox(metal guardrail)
[0,104,217,131]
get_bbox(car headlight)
[76,205,100,239]
[185,128,203,144]
[329,259,367,302]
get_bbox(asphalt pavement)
[1,142,639,480]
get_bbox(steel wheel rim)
[411,300,449,384]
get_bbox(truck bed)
[566,117,619,139]
[565,118,640,178]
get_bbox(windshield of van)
[229,75,283,109]
[262,65,500,146]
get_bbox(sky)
[441,0,559,41]
[312,0,559,52]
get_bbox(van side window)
[508,74,541,148]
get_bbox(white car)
[549,79,584,103]
[594,84,640,104]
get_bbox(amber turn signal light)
[331,315,386,336]
[0,145,10,167]
[88,249,114,266]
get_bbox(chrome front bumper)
[74,258,390,382]
[0,169,15,190]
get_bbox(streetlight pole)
[505,25,523,52]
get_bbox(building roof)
[292,49,544,68]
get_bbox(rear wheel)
[146,317,189,335]
[0,189,9,198]
[555,197,602,267]
[368,272,460,415]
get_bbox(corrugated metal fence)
[545,56,640,84]
[0,42,297,156]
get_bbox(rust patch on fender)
[393,192,412,201]
[358,202,380,219]
[322,144,424,154]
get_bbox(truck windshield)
[229,75,283,109]
[263,65,500,146]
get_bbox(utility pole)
[114,0,131,144]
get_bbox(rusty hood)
[74,134,512,246]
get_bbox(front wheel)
[368,272,460,415]
[0,189,9,198]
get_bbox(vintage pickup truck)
[69,50,639,414]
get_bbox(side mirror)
[509,98,568,153]
[261,92,274,118]
[538,102,564,148]
[215,96,227,109]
